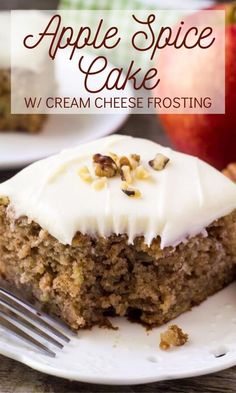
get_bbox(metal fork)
[0,287,71,357]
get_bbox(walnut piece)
[78,166,93,183]
[121,181,141,198]
[159,325,188,350]
[128,154,140,170]
[135,165,151,180]
[130,154,140,164]
[93,153,117,178]
[108,152,119,166]
[120,165,132,184]
[222,162,236,183]
[119,156,132,169]
[149,153,169,171]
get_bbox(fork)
[0,287,71,357]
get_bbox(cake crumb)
[0,196,9,206]
[159,324,188,350]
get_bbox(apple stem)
[226,2,236,25]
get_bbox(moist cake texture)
[0,135,235,329]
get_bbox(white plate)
[0,114,129,169]
[0,50,132,170]
[0,283,236,385]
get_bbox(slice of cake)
[0,12,54,133]
[0,135,235,329]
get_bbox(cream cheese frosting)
[0,134,236,248]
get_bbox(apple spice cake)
[0,12,54,133]
[0,135,235,330]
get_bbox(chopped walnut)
[119,156,132,169]
[149,153,170,171]
[78,166,93,183]
[108,152,119,166]
[93,153,117,178]
[121,181,141,198]
[222,163,236,183]
[120,165,132,184]
[130,154,140,169]
[135,165,151,180]
[159,325,188,350]
[78,150,166,197]
[92,177,107,190]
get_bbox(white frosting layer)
[0,135,236,248]
[0,11,50,71]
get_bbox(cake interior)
[0,199,235,330]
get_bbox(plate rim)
[0,112,130,170]
[0,48,133,170]
[0,332,236,386]
[1,282,236,386]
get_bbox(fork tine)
[0,288,70,343]
[0,300,63,349]
[0,287,72,334]
[0,313,56,357]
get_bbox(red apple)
[158,2,236,170]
